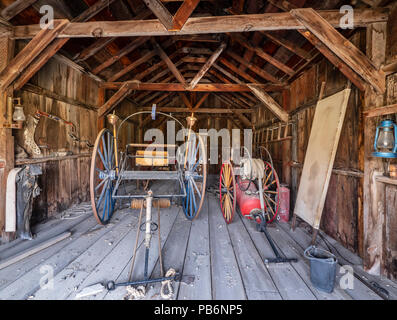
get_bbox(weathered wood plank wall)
[254,33,364,255]
[13,51,99,222]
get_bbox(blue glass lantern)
[372,120,397,159]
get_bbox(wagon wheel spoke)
[261,161,280,224]
[90,129,117,225]
[95,177,108,192]
[219,161,236,224]
[182,133,207,221]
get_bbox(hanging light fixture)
[12,98,26,122]
[372,119,397,176]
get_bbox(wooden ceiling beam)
[224,52,281,84]
[98,83,132,117]
[191,92,210,111]
[230,33,295,76]
[296,29,366,91]
[152,39,186,85]
[218,57,258,84]
[261,31,312,61]
[248,84,289,122]
[208,70,256,107]
[143,0,174,30]
[101,82,285,92]
[13,9,389,39]
[1,0,39,21]
[0,19,69,91]
[92,36,149,75]
[291,8,385,93]
[14,0,119,91]
[189,42,226,89]
[107,39,174,81]
[73,9,153,63]
[172,0,201,30]
[140,106,252,113]
[223,7,310,60]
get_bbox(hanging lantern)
[372,120,397,159]
[12,98,26,122]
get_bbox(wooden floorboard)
[239,215,317,300]
[142,207,192,300]
[208,194,246,300]
[276,222,383,300]
[227,213,282,300]
[178,198,212,300]
[0,210,129,300]
[103,206,179,300]
[1,194,395,300]
[266,223,352,300]
[32,209,136,299]
[289,222,397,300]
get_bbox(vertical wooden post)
[363,22,387,275]
[282,89,291,186]
[0,36,14,239]
[97,87,106,133]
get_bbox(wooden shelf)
[15,153,91,165]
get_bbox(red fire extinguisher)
[278,184,290,223]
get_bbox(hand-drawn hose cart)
[219,147,297,264]
[89,111,207,291]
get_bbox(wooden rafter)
[230,33,295,76]
[192,92,210,111]
[107,39,173,81]
[0,20,69,91]
[98,82,132,117]
[74,38,116,63]
[223,52,281,84]
[261,31,312,61]
[189,42,226,89]
[151,39,186,85]
[297,29,366,92]
[14,0,119,91]
[248,84,289,123]
[74,8,152,63]
[92,37,149,75]
[172,0,201,30]
[218,57,258,83]
[143,0,174,30]
[140,106,252,114]
[101,82,285,92]
[1,0,38,21]
[290,8,385,93]
[13,9,389,39]
[224,7,311,60]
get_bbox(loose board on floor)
[294,89,351,229]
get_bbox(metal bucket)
[304,246,337,293]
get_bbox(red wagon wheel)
[262,161,280,223]
[219,161,236,224]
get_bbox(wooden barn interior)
[0,0,397,300]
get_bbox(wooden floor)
[0,193,396,300]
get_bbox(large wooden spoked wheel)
[262,161,280,224]
[181,132,207,221]
[90,129,117,225]
[219,161,236,224]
